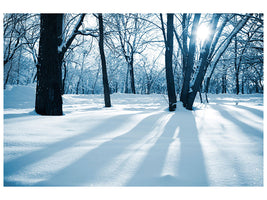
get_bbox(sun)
[197,24,210,42]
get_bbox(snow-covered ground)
[3,85,263,186]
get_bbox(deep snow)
[3,85,263,186]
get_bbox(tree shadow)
[4,113,140,186]
[236,104,263,119]
[5,109,208,186]
[212,104,263,140]
[126,110,209,186]
[31,112,166,186]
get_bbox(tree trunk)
[17,47,22,85]
[35,14,63,115]
[92,64,101,94]
[76,53,86,94]
[98,13,111,107]
[235,71,239,94]
[186,14,221,110]
[129,54,136,94]
[4,61,13,89]
[234,35,239,95]
[222,65,227,93]
[204,14,251,97]
[165,13,177,111]
[241,75,244,94]
[180,14,201,107]
[62,62,67,94]
[124,65,129,93]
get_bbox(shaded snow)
[3,85,263,186]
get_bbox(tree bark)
[124,64,129,93]
[234,35,239,95]
[186,14,221,110]
[180,14,201,107]
[164,13,177,111]
[98,13,111,107]
[129,53,136,94]
[35,14,63,115]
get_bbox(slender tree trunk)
[235,71,239,94]
[124,65,129,93]
[222,76,226,93]
[98,13,111,107]
[62,62,67,94]
[92,64,101,94]
[35,14,63,115]
[241,75,244,94]
[205,77,211,94]
[76,69,83,94]
[255,81,259,93]
[181,14,188,75]
[76,54,85,94]
[17,47,22,85]
[165,13,177,111]
[222,65,227,93]
[204,14,250,97]
[199,92,203,103]
[234,35,239,95]
[129,54,136,94]
[4,61,13,89]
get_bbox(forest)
[3,13,264,188]
[4,13,263,113]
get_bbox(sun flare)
[197,24,210,41]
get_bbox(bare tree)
[204,14,251,96]
[36,13,91,115]
[179,14,201,108]
[186,14,221,110]
[160,13,177,111]
[35,14,64,115]
[98,13,111,107]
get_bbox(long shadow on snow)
[32,112,165,186]
[203,105,263,186]
[236,104,263,119]
[4,113,138,186]
[211,104,263,140]
[126,110,209,186]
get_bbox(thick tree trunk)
[98,13,111,107]
[165,14,177,111]
[35,14,63,115]
[180,14,200,107]
[186,14,221,110]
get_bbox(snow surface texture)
[4,85,263,186]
